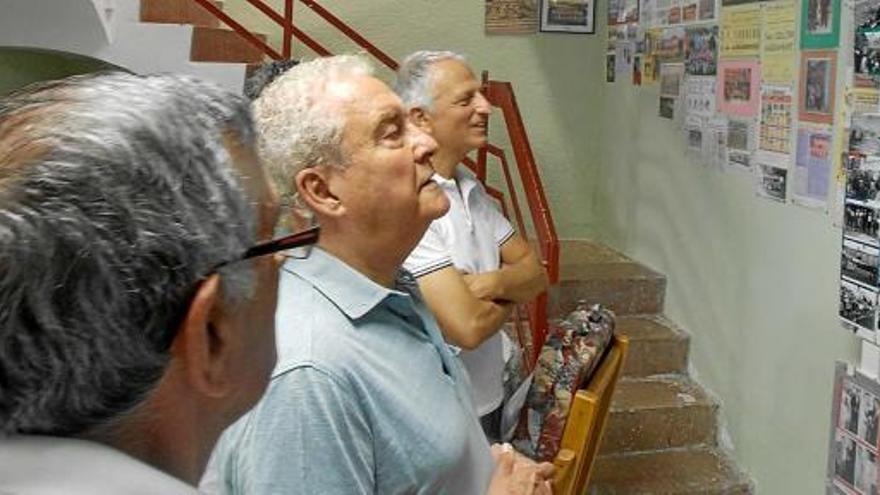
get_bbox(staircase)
[0,0,266,93]
[550,240,754,494]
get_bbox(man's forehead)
[431,60,478,93]
[329,76,403,120]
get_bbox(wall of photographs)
[607,0,844,206]
[829,362,880,494]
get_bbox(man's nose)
[408,122,438,164]
[474,91,492,115]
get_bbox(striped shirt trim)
[410,257,454,278]
[497,227,516,247]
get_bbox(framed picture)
[716,59,760,117]
[801,0,841,49]
[799,50,837,124]
[540,0,596,33]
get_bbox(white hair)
[394,50,467,111]
[252,55,374,208]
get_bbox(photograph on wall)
[755,163,788,202]
[666,0,684,24]
[846,156,880,206]
[540,0,596,33]
[828,364,880,494]
[659,95,677,119]
[656,27,686,61]
[660,62,684,97]
[851,114,880,156]
[842,239,879,288]
[757,86,794,166]
[685,25,719,75]
[486,0,540,34]
[801,0,841,49]
[609,0,640,24]
[800,51,837,124]
[726,117,756,172]
[685,76,717,118]
[682,0,698,22]
[699,0,718,20]
[851,87,880,115]
[840,279,878,336]
[845,202,880,246]
[607,53,616,82]
[721,4,762,58]
[717,59,761,117]
[761,0,798,84]
[794,126,833,205]
[855,0,880,88]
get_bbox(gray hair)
[252,55,373,210]
[394,50,467,111]
[0,72,259,436]
[244,58,300,101]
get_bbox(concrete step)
[601,376,716,454]
[588,447,753,494]
[140,0,222,27]
[617,315,689,377]
[190,26,266,64]
[550,240,666,318]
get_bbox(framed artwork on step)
[540,0,596,33]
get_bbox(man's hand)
[487,444,554,495]
[462,271,504,302]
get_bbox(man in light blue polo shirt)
[201,56,553,494]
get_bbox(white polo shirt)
[404,165,515,416]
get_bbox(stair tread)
[590,447,751,494]
[560,239,633,265]
[559,260,665,282]
[612,376,714,412]
[616,315,688,342]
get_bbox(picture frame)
[799,50,837,124]
[540,0,596,34]
[801,0,841,49]
[716,59,761,117]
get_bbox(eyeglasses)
[214,225,321,270]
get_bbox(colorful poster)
[485,0,539,33]
[758,86,794,165]
[794,126,833,206]
[799,50,837,124]
[851,88,880,114]
[685,25,719,75]
[685,76,717,118]
[609,0,640,24]
[717,59,761,117]
[643,55,660,83]
[801,0,841,49]
[657,26,686,61]
[761,0,798,83]
[720,4,762,58]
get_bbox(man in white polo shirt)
[396,51,550,441]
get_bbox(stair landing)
[557,239,752,494]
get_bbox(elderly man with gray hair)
[395,51,549,442]
[0,72,319,493]
[203,55,553,495]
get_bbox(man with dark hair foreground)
[0,72,315,493]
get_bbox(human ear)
[296,166,344,218]
[409,107,433,134]
[170,275,234,398]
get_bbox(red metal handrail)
[192,0,559,362]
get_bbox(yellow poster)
[760,1,797,83]
[850,87,880,114]
[720,4,762,58]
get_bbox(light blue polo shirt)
[201,248,495,495]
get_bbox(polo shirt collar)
[283,247,411,320]
[432,165,479,197]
